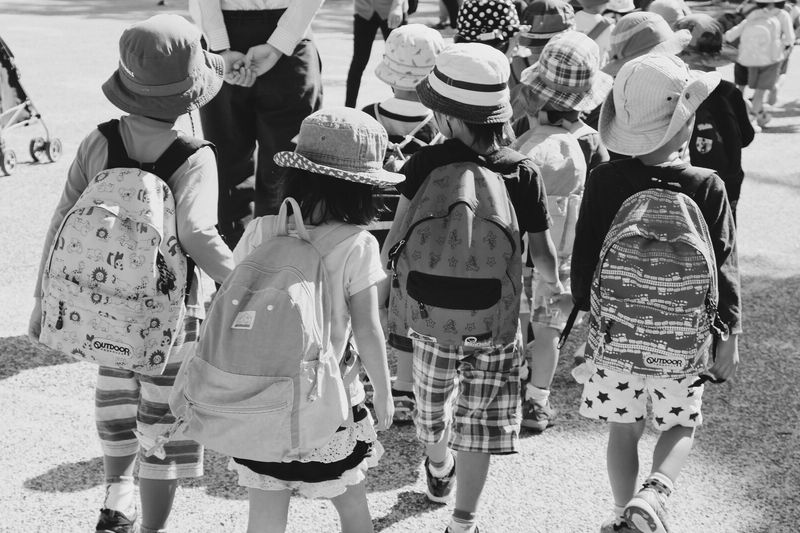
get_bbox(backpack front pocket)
[406,271,501,310]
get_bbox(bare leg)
[453,451,490,514]
[246,488,292,533]
[607,420,646,507]
[139,478,178,532]
[331,481,374,533]
[651,425,695,482]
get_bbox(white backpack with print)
[738,12,784,66]
[168,198,361,462]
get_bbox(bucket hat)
[674,14,738,68]
[578,0,610,9]
[518,0,576,49]
[516,31,613,113]
[102,14,224,120]
[603,12,691,75]
[375,24,446,91]
[274,108,404,186]
[456,0,521,47]
[416,43,513,124]
[599,54,720,156]
[647,0,689,27]
[605,0,636,14]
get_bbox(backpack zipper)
[184,392,289,414]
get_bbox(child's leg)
[138,479,178,533]
[330,480,375,533]
[751,88,766,115]
[528,325,559,391]
[607,420,646,508]
[449,450,490,532]
[247,488,292,533]
[651,425,695,482]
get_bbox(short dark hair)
[453,34,510,53]
[280,167,381,226]
[462,120,516,147]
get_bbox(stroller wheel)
[45,138,62,162]
[30,137,47,162]
[1,149,17,175]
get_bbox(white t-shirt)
[233,217,387,405]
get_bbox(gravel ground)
[0,1,799,532]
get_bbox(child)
[571,54,741,533]
[510,31,612,431]
[575,0,615,65]
[769,0,800,103]
[27,15,235,533]
[383,43,562,533]
[676,14,756,221]
[724,0,794,126]
[229,108,397,533]
[603,0,636,23]
[454,0,521,54]
[363,23,445,422]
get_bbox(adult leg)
[443,0,460,27]
[346,14,381,108]
[607,420,646,508]
[253,37,323,216]
[330,481,375,533]
[246,488,292,533]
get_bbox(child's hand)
[710,334,739,381]
[372,390,394,431]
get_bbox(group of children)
[26,1,759,531]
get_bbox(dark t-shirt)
[571,158,741,334]
[396,138,552,234]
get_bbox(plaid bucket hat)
[375,24,446,91]
[674,14,738,68]
[455,0,521,48]
[603,11,691,75]
[274,108,404,186]
[518,0,576,49]
[102,14,224,120]
[599,54,720,156]
[416,43,513,124]
[516,31,613,113]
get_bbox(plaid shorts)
[95,317,203,480]
[411,332,523,454]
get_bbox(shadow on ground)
[0,335,71,379]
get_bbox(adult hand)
[244,43,283,79]
[219,50,247,85]
[387,0,405,29]
[710,333,739,381]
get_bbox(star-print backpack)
[39,120,209,375]
[582,182,726,379]
[387,154,523,348]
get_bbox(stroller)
[0,34,61,176]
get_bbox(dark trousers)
[442,0,459,27]
[199,10,323,248]
[345,13,394,108]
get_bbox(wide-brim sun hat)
[674,14,738,68]
[416,43,513,124]
[605,0,636,14]
[375,24,446,91]
[102,14,224,120]
[516,31,613,113]
[518,0,575,49]
[603,11,691,76]
[274,107,404,186]
[599,53,720,156]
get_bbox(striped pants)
[95,317,203,480]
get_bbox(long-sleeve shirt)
[725,7,794,58]
[34,115,234,317]
[189,0,325,56]
[571,159,742,335]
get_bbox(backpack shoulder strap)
[98,119,139,169]
[587,18,613,40]
[153,135,215,180]
[396,112,435,151]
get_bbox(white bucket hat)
[599,54,720,156]
[375,24,445,91]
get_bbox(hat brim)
[517,63,614,113]
[416,76,513,124]
[678,43,739,69]
[274,151,405,186]
[602,29,692,76]
[599,69,720,156]
[102,50,224,120]
[374,61,431,91]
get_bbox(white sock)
[103,475,136,517]
[428,451,455,477]
[526,383,550,404]
[448,510,477,533]
[613,504,625,519]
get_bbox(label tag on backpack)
[463,332,492,348]
[407,327,437,343]
[232,311,256,330]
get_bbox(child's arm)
[711,334,739,381]
[528,230,563,291]
[724,20,746,42]
[779,9,795,47]
[350,282,394,430]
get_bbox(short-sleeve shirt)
[396,138,552,234]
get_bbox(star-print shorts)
[579,367,704,431]
[411,334,523,454]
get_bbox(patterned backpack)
[583,186,721,379]
[168,198,361,462]
[39,120,208,375]
[738,11,784,67]
[387,155,523,348]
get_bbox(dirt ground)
[0,0,798,532]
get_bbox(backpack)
[386,154,523,347]
[168,197,361,462]
[512,122,587,259]
[39,120,208,375]
[370,103,440,172]
[582,185,722,378]
[586,17,613,41]
[738,12,784,66]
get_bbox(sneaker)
[96,508,137,533]
[755,110,771,127]
[521,398,556,432]
[424,455,456,503]
[624,487,670,533]
[392,388,416,423]
[600,515,636,533]
[445,527,480,533]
